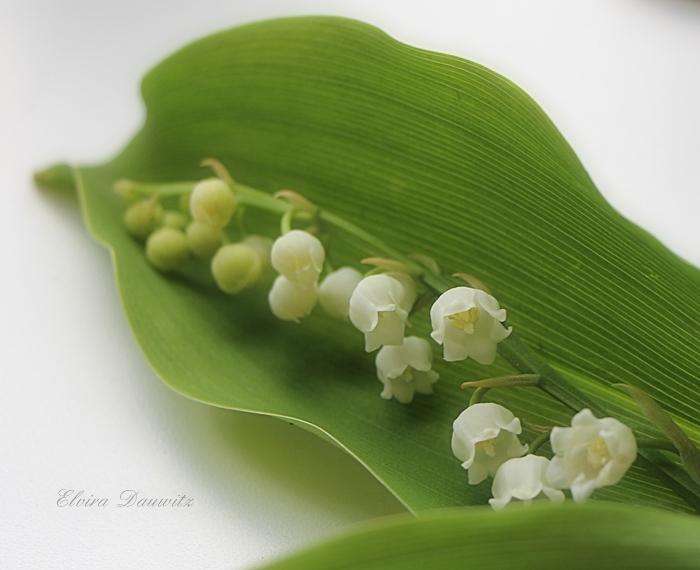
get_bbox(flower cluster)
[122,177,272,293]
[121,170,518,404]
[451,403,637,509]
[119,166,662,513]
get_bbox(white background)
[1,1,699,568]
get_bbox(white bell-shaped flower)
[349,274,409,352]
[318,267,364,320]
[270,230,325,285]
[375,336,439,404]
[452,403,528,485]
[189,178,237,230]
[430,287,512,364]
[268,275,318,322]
[546,409,637,503]
[384,271,417,314]
[489,455,565,510]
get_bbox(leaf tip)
[33,162,76,195]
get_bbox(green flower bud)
[146,227,190,271]
[211,243,262,294]
[162,210,189,230]
[190,178,236,230]
[186,221,221,258]
[124,199,163,239]
[242,235,274,276]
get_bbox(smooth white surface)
[1,1,699,568]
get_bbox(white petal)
[491,455,547,502]
[441,325,471,362]
[318,266,363,320]
[468,461,489,485]
[271,230,325,285]
[401,336,434,372]
[541,486,566,504]
[451,431,475,467]
[488,496,512,511]
[379,381,393,400]
[570,474,598,503]
[475,289,507,322]
[490,321,513,343]
[348,292,381,332]
[452,403,527,484]
[547,409,637,498]
[453,403,522,442]
[476,431,528,478]
[430,287,478,343]
[571,408,600,428]
[364,309,406,351]
[268,276,318,322]
[490,456,565,510]
[430,287,510,363]
[388,377,416,404]
[349,274,406,334]
[544,456,570,490]
[385,272,417,313]
[412,370,439,394]
[375,345,409,380]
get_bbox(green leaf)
[51,16,700,512]
[254,503,700,570]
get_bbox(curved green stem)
[528,430,552,455]
[469,387,490,407]
[280,207,296,235]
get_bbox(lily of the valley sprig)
[114,159,700,513]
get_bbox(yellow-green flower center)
[448,308,480,332]
[586,436,611,469]
[476,437,497,457]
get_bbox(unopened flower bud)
[211,243,262,294]
[268,276,318,322]
[124,199,163,239]
[319,267,363,320]
[242,235,274,276]
[162,210,189,230]
[189,178,236,229]
[271,230,325,285]
[146,227,190,271]
[186,221,221,258]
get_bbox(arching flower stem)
[280,207,296,235]
[528,430,552,455]
[468,387,490,407]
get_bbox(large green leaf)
[59,16,700,512]
[255,503,700,570]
